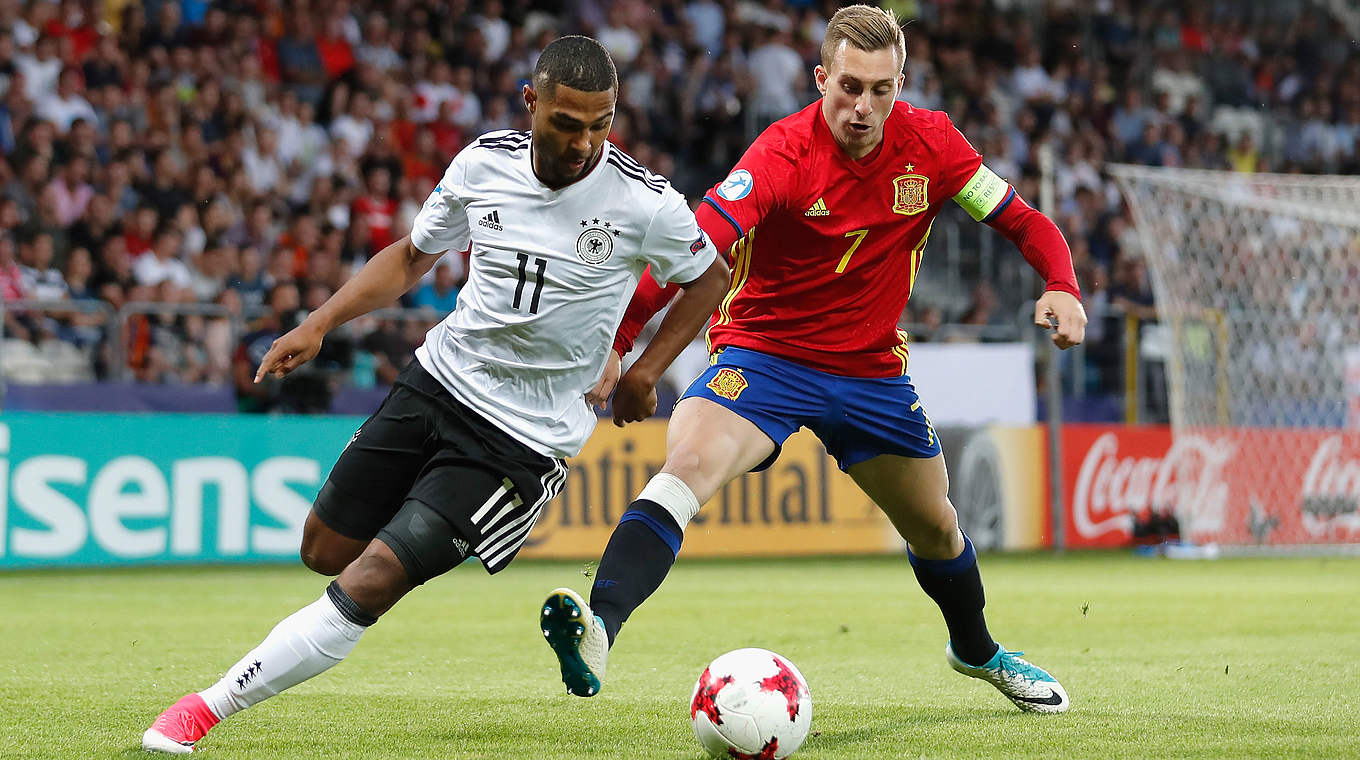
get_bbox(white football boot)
[541,587,609,697]
[947,643,1070,713]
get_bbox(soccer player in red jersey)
[541,6,1083,713]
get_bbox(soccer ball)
[689,648,812,760]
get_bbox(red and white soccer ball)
[689,648,813,760]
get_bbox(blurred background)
[1,0,1358,568]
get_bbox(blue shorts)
[679,346,941,472]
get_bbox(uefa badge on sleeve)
[717,169,754,201]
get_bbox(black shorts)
[313,360,568,574]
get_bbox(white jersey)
[411,130,718,458]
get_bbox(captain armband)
[953,164,1013,222]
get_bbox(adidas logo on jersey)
[804,198,830,217]
[478,210,504,231]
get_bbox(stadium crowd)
[0,0,1357,408]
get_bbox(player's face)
[525,83,616,188]
[815,44,903,159]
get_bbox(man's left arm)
[949,162,1087,349]
[939,116,1087,349]
[983,193,1086,349]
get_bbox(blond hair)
[820,5,906,71]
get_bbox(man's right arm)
[254,235,440,381]
[611,255,730,425]
[611,198,750,357]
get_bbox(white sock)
[198,589,368,720]
[638,473,702,531]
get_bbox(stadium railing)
[1,298,116,387]
[1,301,445,388]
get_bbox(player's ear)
[523,83,537,114]
[813,65,828,95]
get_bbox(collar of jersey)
[815,102,894,176]
[529,141,608,192]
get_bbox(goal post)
[1109,164,1360,548]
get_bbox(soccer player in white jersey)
[141,36,729,754]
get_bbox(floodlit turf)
[2,553,1358,759]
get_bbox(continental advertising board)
[519,423,903,559]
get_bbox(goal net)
[1109,165,1360,548]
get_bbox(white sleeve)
[410,152,472,255]
[639,187,718,286]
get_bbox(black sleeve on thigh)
[377,498,471,586]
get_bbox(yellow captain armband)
[953,164,1012,222]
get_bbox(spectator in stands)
[956,282,1005,338]
[0,231,34,340]
[69,192,116,252]
[138,150,185,220]
[351,163,395,256]
[132,226,192,292]
[58,245,105,349]
[43,152,93,227]
[89,235,133,306]
[18,230,66,301]
[1,0,1355,405]
[746,24,802,130]
[0,232,22,304]
[411,262,460,316]
[361,317,416,386]
[35,66,96,134]
[234,281,302,413]
[1108,254,1157,324]
[15,35,62,104]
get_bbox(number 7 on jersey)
[837,229,869,274]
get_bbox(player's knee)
[376,499,470,586]
[336,541,414,617]
[661,449,705,484]
[895,498,959,553]
[300,538,352,576]
[915,507,962,554]
[661,451,728,506]
[300,509,365,575]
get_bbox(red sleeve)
[700,131,797,243]
[695,200,741,261]
[612,193,755,356]
[612,269,681,356]
[612,131,795,356]
[986,193,1081,299]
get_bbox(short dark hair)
[532,35,617,96]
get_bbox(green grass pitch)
[2,553,1357,759]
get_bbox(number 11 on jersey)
[514,252,547,313]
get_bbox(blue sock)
[589,499,682,646]
[909,534,998,666]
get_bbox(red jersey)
[352,195,398,254]
[698,100,1003,378]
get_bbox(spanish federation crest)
[706,368,749,400]
[891,173,930,216]
[576,218,619,264]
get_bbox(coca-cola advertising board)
[1062,425,1360,547]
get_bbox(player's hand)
[585,350,622,410]
[254,324,325,382]
[611,367,658,427]
[1035,290,1087,349]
